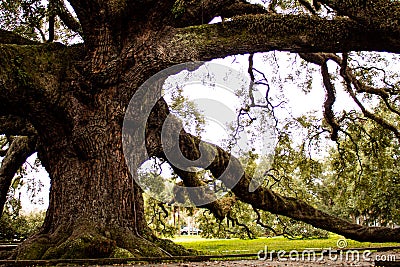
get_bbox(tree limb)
[0,29,37,45]
[176,130,400,242]
[321,61,340,141]
[143,92,400,242]
[0,42,85,135]
[227,212,255,239]
[298,0,318,15]
[53,0,83,35]
[339,57,400,117]
[65,0,175,41]
[220,1,268,18]
[0,150,6,157]
[0,136,37,217]
[300,52,400,140]
[48,0,56,43]
[167,14,400,64]
[339,54,400,140]
[170,0,236,27]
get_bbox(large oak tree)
[1,0,400,260]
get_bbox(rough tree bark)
[1,0,400,260]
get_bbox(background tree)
[1,0,400,260]
[317,106,400,227]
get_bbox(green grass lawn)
[173,235,400,255]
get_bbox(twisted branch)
[0,136,37,217]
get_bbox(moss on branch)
[170,13,400,62]
[0,42,84,116]
[0,29,37,45]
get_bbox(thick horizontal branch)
[0,136,37,217]
[0,42,84,134]
[0,29,37,45]
[167,14,400,62]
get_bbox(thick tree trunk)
[0,25,192,259]
[13,114,187,260]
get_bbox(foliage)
[0,0,46,41]
[0,211,45,241]
[0,0,80,43]
[1,135,45,241]
[1,174,45,241]
[167,83,206,138]
[171,0,186,18]
[198,200,264,239]
[144,196,178,238]
[317,108,400,226]
[197,199,328,240]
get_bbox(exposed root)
[12,223,192,260]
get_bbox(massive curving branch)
[165,14,400,65]
[165,128,400,242]
[144,94,400,242]
[0,136,37,217]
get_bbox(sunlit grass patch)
[173,235,400,255]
